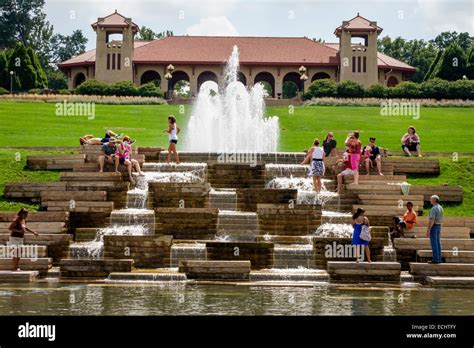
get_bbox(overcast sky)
[44,0,474,51]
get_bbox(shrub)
[336,80,365,98]
[137,82,163,97]
[365,83,387,98]
[109,80,138,96]
[75,79,110,95]
[0,87,9,95]
[389,81,421,98]
[448,79,474,100]
[28,88,41,94]
[58,89,71,95]
[420,78,450,99]
[306,79,337,98]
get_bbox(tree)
[431,32,473,51]
[424,49,443,81]
[46,69,67,90]
[136,27,173,41]
[48,30,88,63]
[432,43,468,81]
[282,81,298,98]
[0,51,8,89]
[7,42,47,91]
[378,36,438,83]
[0,0,54,55]
[467,45,474,79]
[26,46,47,87]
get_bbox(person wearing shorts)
[391,202,418,241]
[165,115,181,164]
[363,137,383,176]
[98,139,117,173]
[346,131,362,185]
[336,152,354,193]
[115,136,144,184]
[301,138,325,192]
[8,208,38,271]
[401,126,422,157]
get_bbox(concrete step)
[249,269,328,282]
[0,258,52,273]
[108,271,187,282]
[60,258,134,277]
[409,262,474,278]
[327,261,402,282]
[0,270,39,283]
[179,260,251,280]
[426,276,474,288]
[417,250,474,263]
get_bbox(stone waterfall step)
[417,250,474,263]
[249,269,329,282]
[409,263,474,280]
[142,162,208,174]
[74,228,99,242]
[209,189,237,211]
[60,258,134,278]
[108,271,187,282]
[179,260,251,280]
[170,243,207,267]
[273,244,316,268]
[216,211,258,241]
[327,261,402,282]
[426,276,474,288]
[0,270,39,283]
[0,258,52,275]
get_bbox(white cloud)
[186,16,239,36]
[416,0,473,34]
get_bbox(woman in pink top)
[347,131,362,185]
[115,136,144,184]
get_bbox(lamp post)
[165,64,175,100]
[9,71,14,94]
[298,66,308,100]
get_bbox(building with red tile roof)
[59,11,415,96]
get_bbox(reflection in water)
[0,283,472,316]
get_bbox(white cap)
[431,195,440,202]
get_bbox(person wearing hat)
[426,195,444,264]
[98,138,118,173]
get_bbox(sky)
[44,0,474,51]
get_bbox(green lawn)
[0,101,472,215]
[0,102,473,152]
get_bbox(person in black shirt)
[363,137,383,175]
[322,132,337,157]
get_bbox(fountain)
[184,45,279,153]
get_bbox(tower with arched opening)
[92,10,139,84]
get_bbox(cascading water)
[184,45,279,152]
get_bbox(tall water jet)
[185,45,279,152]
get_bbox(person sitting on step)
[363,137,383,176]
[391,201,418,242]
[115,136,145,184]
[98,138,117,173]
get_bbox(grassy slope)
[0,149,71,211]
[0,102,472,215]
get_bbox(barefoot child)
[165,115,180,164]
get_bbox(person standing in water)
[165,115,181,164]
[301,138,325,192]
[8,208,39,271]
